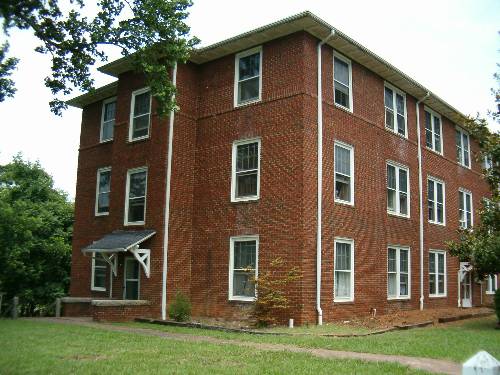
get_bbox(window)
[429,251,446,297]
[424,108,442,154]
[459,189,473,229]
[387,162,409,217]
[234,47,262,106]
[91,254,107,291]
[387,246,410,299]
[486,275,498,295]
[384,84,407,137]
[334,142,354,204]
[231,139,260,202]
[100,97,116,142]
[95,168,111,216]
[125,167,148,225]
[333,52,353,111]
[334,238,354,302]
[483,155,493,170]
[229,236,258,301]
[456,127,470,168]
[129,88,151,141]
[428,177,445,225]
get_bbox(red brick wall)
[69,30,491,324]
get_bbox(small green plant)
[168,291,191,322]
[494,288,500,324]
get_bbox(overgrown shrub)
[494,288,500,323]
[252,257,302,328]
[168,291,191,322]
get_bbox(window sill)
[457,163,471,170]
[385,127,408,140]
[334,103,353,114]
[429,294,447,298]
[485,292,496,295]
[231,197,259,204]
[124,221,145,226]
[334,299,354,304]
[335,200,354,207]
[99,139,114,144]
[387,211,410,220]
[387,297,411,301]
[428,221,446,227]
[229,297,256,303]
[425,147,443,157]
[128,135,150,143]
[235,97,261,108]
[91,287,106,292]
[95,212,109,217]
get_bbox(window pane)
[125,260,139,279]
[429,276,436,295]
[104,101,116,122]
[437,253,444,273]
[128,197,145,222]
[125,280,139,299]
[465,194,471,211]
[396,94,404,115]
[387,165,396,189]
[387,189,396,212]
[335,174,351,202]
[335,243,351,271]
[456,130,462,162]
[397,114,405,135]
[239,53,260,80]
[335,271,350,298]
[133,115,150,139]
[400,250,408,273]
[334,83,349,108]
[388,248,397,272]
[384,87,393,109]
[236,172,257,197]
[234,241,256,269]
[134,92,150,117]
[429,253,436,273]
[233,270,255,297]
[436,183,443,204]
[102,121,114,141]
[425,112,433,148]
[437,203,443,223]
[237,143,258,172]
[334,58,349,86]
[400,273,408,296]
[97,192,110,213]
[438,274,445,294]
[335,146,351,176]
[388,273,397,297]
[459,192,464,210]
[130,172,146,198]
[398,169,407,193]
[99,171,111,193]
[385,108,394,130]
[238,77,259,103]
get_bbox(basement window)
[231,138,260,202]
[129,88,151,141]
[229,236,258,301]
[234,46,262,106]
[387,246,410,299]
[429,250,446,297]
[125,167,148,225]
[333,52,353,111]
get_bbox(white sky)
[0,0,499,199]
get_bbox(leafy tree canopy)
[0,0,199,115]
[0,155,74,315]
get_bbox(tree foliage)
[0,0,198,115]
[447,65,500,277]
[0,155,73,316]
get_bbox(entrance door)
[461,271,472,308]
[124,258,140,300]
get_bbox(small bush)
[494,288,500,323]
[168,291,191,322]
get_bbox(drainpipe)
[161,62,178,320]
[416,91,430,311]
[316,30,335,326]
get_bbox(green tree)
[447,62,500,278]
[0,155,74,316]
[0,0,198,115]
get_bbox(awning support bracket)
[100,253,118,277]
[130,246,151,278]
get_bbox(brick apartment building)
[64,12,497,324]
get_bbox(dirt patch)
[340,307,494,330]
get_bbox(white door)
[124,258,140,300]
[462,272,472,308]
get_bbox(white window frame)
[424,107,443,155]
[124,167,148,226]
[95,167,111,216]
[234,46,262,107]
[333,51,353,113]
[455,126,471,168]
[429,250,447,297]
[428,176,446,226]
[231,138,261,202]
[459,188,473,229]
[91,253,107,292]
[334,237,354,302]
[384,82,407,138]
[387,246,411,300]
[228,235,259,302]
[100,96,116,143]
[486,275,498,295]
[129,87,152,142]
[334,141,354,205]
[386,161,410,218]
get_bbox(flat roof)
[67,11,467,125]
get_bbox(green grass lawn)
[126,316,500,362]
[0,319,428,375]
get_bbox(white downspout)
[316,30,335,326]
[416,91,429,311]
[161,62,178,320]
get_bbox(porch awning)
[82,230,156,254]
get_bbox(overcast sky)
[0,0,498,198]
